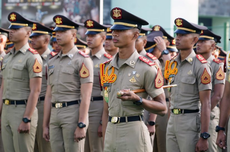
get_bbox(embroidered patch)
[216,67,225,80]
[213,58,221,64]
[79,51,89,58]
[201,68,211,84]
[146,53,157,60]
[80,63,89,78]
[139,56,155,66]
[104,53,112,59]
[155,68,164,89]
[33,59,42,73]
[196,55,207,64]
[28,48,38,54]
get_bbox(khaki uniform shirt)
[48,46,93,103]
[90,49,112,97]
[170,51,212,110]
[0,51,6,86]
[207,55,225,96]
[2,43,43,100]
[40,48,51,97]
[103,51,164,117]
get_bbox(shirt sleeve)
[79,57,93,84]
[27,54,43,78]
[196,61,212,91]
[213,63,225,85]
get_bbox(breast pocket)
[61,68,75,82]
[12,64,25,80]
[180,76,196,94]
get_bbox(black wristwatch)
[161,49,169,55]
[133,97,143,106]
[22,117,31,123]
[78,122,86,128]
[215,126,225,132]
[200,132,210,139]
[148,121,155,126]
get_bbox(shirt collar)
[175,50,196,65]
[10,43,29,55]
[41,48,51,60]
[207,55,215,64]
[91,48,106,59]
[139,49,146,56]
[57,46,78,59]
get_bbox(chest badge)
[129,76,136,83]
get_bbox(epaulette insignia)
[104,53,112,59]
[103,59,112,65]
[79,51,89,58]
[146,53,157,60]
[139,56,155,66]
[196,54,207,64]
[50,51,58,57]
[201,68,211,84]
[213,58,221,64]
[28,48,38,54]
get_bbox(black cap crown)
[8,12,34,29]
[30,22,53,37]
[145,31,163,52]
[84,19,107,35]
[53,15,83,31]
[152,25,174,40]
[199,29,221,43]
[75,38,87,49]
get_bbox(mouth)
[176,42,180,46]
[87,42,92,45]
[113,39,118,43]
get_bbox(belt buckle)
[173,109,181,115]
[55,103,63,108]
[111,117,120,124]
[4,100,10,105]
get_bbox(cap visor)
[85,31,100,35]
[110,24,133,30]
[174,29,193,34]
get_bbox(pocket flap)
[12,65,24,70]
[62,68,74,74]
[181,77,196,84]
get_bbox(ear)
[133,32,139,40]
[165,40,170,47]
[143,39,147,47]
[193,35,199,44]
[0,38,3,43]
[101,34,106,42]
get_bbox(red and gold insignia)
[139,56,155,66]
[213,58,221,64]
[172,39,176,45]
[196,54,207,63]
[201,30,204,35]
[155,68,163,88]
[80,63,89,78]
[112,8,122,19]
[216,67,225,80]
[32,23,37,31]
[201,68,211,84]
[146,53,157,60]
[86,20,94,28]
[107,27,112,33]
[50,51,58,57]
[28,48,38,54]
[104,53,112,59]
[33,59,42,73]
[10,13,16,21]
[79,51,89,58]
[55,17,62,25]
[176,18,183,27]
[153,25,160,31]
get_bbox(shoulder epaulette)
[196,54,207,64]
[103,59,112,65]
[28,48,38,54]
[213,58,221,64]
[78,51,89,58]
[171,54,178,61]
[146,53,157,60]
[50,51,58,57]
[104,53,112,59]
[139,56,155,66]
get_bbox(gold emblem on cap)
[87,20,94,27]
[55,17,62,25]
[10,13,16,21]
[154,25,160,31]
[107,28,112,32]
[201,30,204,35]
[113,8,121,18]
[32,23,37,30]
[176,19,183,26]
[172,39,175,45]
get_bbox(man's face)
[169,51,177,58]
[9,27,28,43]
[52,41,62,52]
[104,39,116,52]
[175,33,195,50]
[30,35,46,50]
[112,29,135,48]
[196,40,213,55]
[86,34,103,49]
[135,37,145,53]
[56,30,73,46]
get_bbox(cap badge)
[55,17,62,25]
[10,13,16,21]
[86,20,94,27]
[32,23,37,31]
[172,39,176,45]
[113,8,122,19]
[107,28,112,32]
[154,25,160,31]
[176,18,183,26]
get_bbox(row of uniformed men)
[0,6,228,152]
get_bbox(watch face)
[201,132,210,139]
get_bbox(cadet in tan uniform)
[43,15,93,152]
[104,26,119,56]
[196,29,225,152]
[166,18,212,152]
[30,22,53,152]
[49,27,62,53]
[75,38,90,54]
[84,19,112,152]
[167,38,178,59]
[0,12,43,152]
[101,7,167,152]
[0,28,9,152]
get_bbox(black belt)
[171,109,199,115]
[3,99,27,105]
[91,96,103,101]
[109,115,143,124]
[38,96,45,101]
[52,100,80,108]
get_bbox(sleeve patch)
[28,48,38,54]
[201,68,211,84]
[80,63,89,78]
[213,58,221,64]
[104,53,112,59]
[196,54,207,63]
[216,67,225,80]
[155,68,164,89]
[79,51,89,58]
[146,53,157,60]
[139,56,155,66]
[33,59,42,73]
